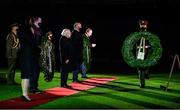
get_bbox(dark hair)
[138,20,148,25]
[32,16,41,22]
[9,23,19,28]
[26,16,41,26]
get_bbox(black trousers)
[29,57,40,90]
[61,65,70,86]
[137,68,149,87]
[7,58,16,84]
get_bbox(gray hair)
[61,28,71,37]
[86,28,92,33]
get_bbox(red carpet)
[0,77,116,109]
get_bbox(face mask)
[38,23,42,27]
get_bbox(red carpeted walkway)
[0,77,116,109]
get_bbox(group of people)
[6,17,44,101]
[5,16,153,102]
[59,23,96,88]
[5,17,96,102]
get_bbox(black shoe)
[21,95,31,102]
[61,85,71,88]
[81,76,88,78]
[73,80,81,83]
[65,84,71,88]
[30,89,43,94]
[140,83,145,88]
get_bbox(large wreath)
[121,31,162,68]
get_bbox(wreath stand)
[160,54,180,91]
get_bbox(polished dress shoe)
[21,95,31,102]
[140,83,145,88]
[61,84,71,88]
[81,76,88,78]
[30,89,43,94]
[73,80,81,83]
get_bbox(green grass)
[0,70,180,109]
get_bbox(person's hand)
[65,59,69,64]
[92,43,96,47]
[169,55,174,59]
[18,44,21,49]
[145,45,150,48]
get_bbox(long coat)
[71,30,83,65]
[59,36,74,72]
[82,34,92,70]
[20,28,39,78]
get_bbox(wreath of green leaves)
[121,31,162,68]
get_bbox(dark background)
[0,0,180,73]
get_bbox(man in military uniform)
[137,20,151,88]
[6,23,20,85]
[81,28,96,78]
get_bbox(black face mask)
[38,23,42,27]
[14,28,19,33]
[78,28,82,32]
[32,23,42,28]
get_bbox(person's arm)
[60,37,69,64]
[23,32,36,48]
[6,34,14,57]
[6,34,14,49]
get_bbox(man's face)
[12,26,19,31]
[139,20,148,29]
[37,17,42,24]
[34,17,42,28]
[87,30,93,37]
[66,30,72,38]
[77,23,82,30]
